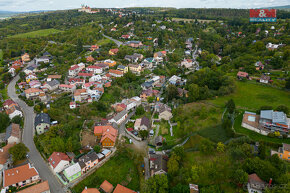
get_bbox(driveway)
[8,70,64,193]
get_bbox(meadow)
[7,28,63,38]
[72,151,140,193]
[207,81,290,111]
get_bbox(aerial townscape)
[0,1,289,193]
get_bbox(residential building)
[47,75,62,82]
[255,61,264,70]
[77,151,99,173]
[5,105,22,119]
[149,154,168,176]
[17,181,50,193]
[48,152,71,173]
[24,88,44,99]
[3,163,40,189]
[25,73,37,83]
[69,65,81,77]
[29,80,41,88]
[189,184,199,193]
[5,123,21,144]
[34,56,50,66]
[69,78,85,87]
[125,53,143,63]
[0,144,14,171]
[82,187,100,193]
[159,104,172,121]
[90,45,99,51]
[86,56,95,63]
[109,48,119,55]
[134,118,142,130]
[168,75,184,85]
[247,173,267,193]
[44,79,60,91]
[128,64,142,74]
[63,163,82,182]
[109,110,128,125]
[74,89,88,102]
[237,71,249,80]
[59,84,76,93]
[153,51,166,63]
[117,64,129,73]
[70,102,76,109]
[86,66,102,74]
[140,89,159,101]
[180,59,194,68]
[21,53,30,62]
[35,113,51,135]
[155,136,164,146]
[273,143,290,161]
[78,72,93,79]
[89,75,102,82]
[3,99,18,110]
[94,125,118,147]
[109,69,123,77]
[113,184,136,193]
[259,110,289,134]
[104,59,117,67]
[125,41,143,48]
[100,180,114,193]
[260,74,271,84]
[266,43,280,50]
[140,116,150,130]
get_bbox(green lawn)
[207,81,290,111]
[233,113,290,144]
[72,151,140,193]
[0,49,3,65]
[97,38,115,46]
[8,28,63,38]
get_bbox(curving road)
[7,71,64,193]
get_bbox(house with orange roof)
[17,180,50,193]
[3,163,40,189]
[24,88,44,99]
[74,89,88,102]
[109,48,119,55]
[87,56,95,63]
[48,152,71,173]
[21,53,30,62]
[100,180,114,193]
[113,184,136,193]
[5,105,22,119]
[104,59,117,67]
[59,84,76,93]
[47,74,62,82]
[82,187,100,193]
[0,144,14,171]
[94,125,118,147]
[90,45,99,51]
[109,69,123,77]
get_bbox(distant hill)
[260,5,290,11]
[0,11,21,19]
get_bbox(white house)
[70,102,76,109]
[86,66,103,74]
[48,152,71,173]
[6,106,22,119]
[109,110,128,125]
[89,75,102,82]
[68,65,80,77]
[59,84,76,92]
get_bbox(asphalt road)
[7,72,65,193]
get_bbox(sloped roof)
[4,163,39,187]
[0,143,15,164]
[141,116,150,128]
[48,152,70,169]
[17,180,50,193]
[82,188,100,193]
[100,180,114,193]
[64,163,81,177]
[113,184,136,193]
[5,123,20,141]
[35,113,50,126]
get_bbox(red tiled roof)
[3,99,16,107]
[100,180,114,193]
[78,73,93,77]
[48,152,70,169]
[4,164,39,187]
[109,69,123,75]
[82,188,100,193]
[69,65,79,71]
[237,71,248,77]
[17,181,50,193]
[113,184,136,193]
[87,66,101,69]
[0,144,15,165]
[24,88,43,94]
[59,84,75,89]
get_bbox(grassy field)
[207,81,290,110]
[234,113,290,144]
[8,28,63,38]
[97,38,115,46]
[0,49,3,65]
[72,151,140,193]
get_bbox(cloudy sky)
[0,0,288,12]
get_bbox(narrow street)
[7,68,64,193]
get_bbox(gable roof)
[237,71,248,77]
[112,110,128,122]
[248,173,266,189]
[17,180,50,193]
[64,163,81,177]
[47,79,60,87]
[82,188,101,193]
[24,88,43,94]
[113,184,136,193]
[35,113,50,126]
[47,75,62,79]
[3,163,39,187]
[283,143,290,151]
[100,180,114,193]
[5,123,20,141]
[0,143,15,165]
[141,116,150,128]
[48,152,70,168]
[3,99,17,107]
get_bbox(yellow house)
[128,64,142,74]
[277,143,290,161]
[21,53,30,62]
[117,65,128,73]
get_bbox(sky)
[0,0,289,12]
